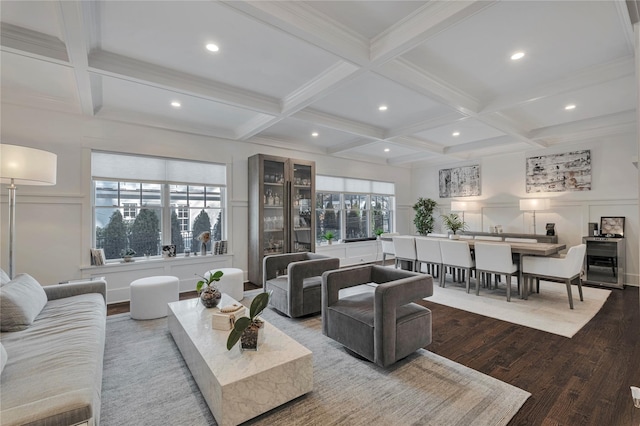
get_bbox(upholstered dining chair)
[392,236,417,272]
[439,239,475,292]
[473,242,519,301]
[263,252,340,318]
[521,244,587,309]
[415,237,442,284]
[380,232,399,265]
[322,265,433,368]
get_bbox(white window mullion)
[162,183,171,244]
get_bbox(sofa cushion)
[0,274,48,331]
[0,342,7,374]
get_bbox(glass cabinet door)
[263,159,286,256]
[291,162,313,252]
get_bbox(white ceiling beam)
[235,115,282,140]
[387,151,441,166]
[294,109,385,140]
[370,0,497,65]
[529,109,637,142]
[57,1,98,116]
[220,1,370,66]
[325,138,377,155]
[0,23,68,62]
[387,136,445,155]
[481,57,635,114]
[478,112,547,148]
[246,136,328,155]
[385,112,468,139]
[88,50,281,116]
[443,135,515,154]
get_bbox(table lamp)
[519,198,550,235]
[1,144,57,279]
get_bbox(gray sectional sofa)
[0,270,107,426]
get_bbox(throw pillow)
[0,342,7,374]
[0,269,10,286]
[0,274,48,332]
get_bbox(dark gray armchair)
[322,265,433,368]
[263,252,340,318]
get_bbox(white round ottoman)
[130,275,179,320]
[204,268,244,301]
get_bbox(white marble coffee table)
[168,295,313,426]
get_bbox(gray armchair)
[263,252,340,318]
[322,265,433,368]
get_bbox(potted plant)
[374,228,384,240]
[322,231,335,245]
[120,248,136,262]
[227,291,271,351]
[441,213,467,239]
[413,198,438,235]
[196,270,223,308]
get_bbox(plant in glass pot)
[227,291,271,352]
[374,228,384,240]
[196,270,223,308]
[441,213,467,239]
[322,231,335,245]
[120,248,136,262]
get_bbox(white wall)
[0,104,412,302]
[411,133,639,287]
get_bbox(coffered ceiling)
[1,1,637,166]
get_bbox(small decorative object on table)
[197,231,211,255]
[227,291,271,352]
[120,248,136,262]
[196,270,223,308]
[162,244,176,258]
[374,229,384,240]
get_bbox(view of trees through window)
[94,181,224,260]
[316,191,393,244]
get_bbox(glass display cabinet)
[248,154,315,286]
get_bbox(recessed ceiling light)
[171,101,181,108]
[452,131,460,137]
[378,105,388,111]
[205,43,219,52]
[311,132,319,137]
[384,148,390,152]
[565,104,576,110]
[510,51,525,60]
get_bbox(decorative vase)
[199,286,222,308]
[449,234,460,240]
[200,242,207,256]
[328,240,332,245]
[123,256,134,263]
[240,319,264,351]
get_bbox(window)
[315,176,395,244]
[92,152,226,260]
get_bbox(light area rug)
[102,309,530,426]
[426,278,611,338]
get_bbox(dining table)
[382,235,566,298]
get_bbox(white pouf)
[130,275,179,320]
[205,268,244,301]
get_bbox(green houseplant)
[322,231,335,245]
[196,270,223,308]
[374,228,384,238]
[413,198,438,235]
[441,213,467,239]
[227,291,271,351]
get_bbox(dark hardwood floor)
[107,280,639,425]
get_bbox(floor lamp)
[519,198,550,235]
[1,144,57,279]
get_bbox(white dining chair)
[392,236,417,272]
[380,232,399,265]
[475,235,503,241]
[474,242,519,301]
[521,244,587,309]
[439,239,475,292]
[504,237,538,243]
[415,237,442,284]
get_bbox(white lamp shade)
[1,144,57,185]
[519,198,550,211]
[451,201,480,212]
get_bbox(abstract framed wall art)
[439,165,480,198]
[526,150,591,193]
